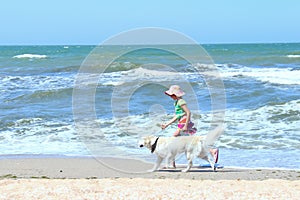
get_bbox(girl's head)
[165,85,185,99]
[169,94,178,100]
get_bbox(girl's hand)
[161,124,168,129]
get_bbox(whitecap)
[218,64,300,85]
[287,55,300,58]
[86,67,191,87]
[0,74,74,91]
[13,54,47,59]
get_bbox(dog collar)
[151,137,160,153]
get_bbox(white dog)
[139,126,223,172]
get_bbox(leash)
[155,128,165,137]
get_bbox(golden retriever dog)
[139,126,223,172]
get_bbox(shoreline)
[0,155,299,180]
[1,154,299,171]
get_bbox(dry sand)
[0,156,299,199]
[1,178,300,200]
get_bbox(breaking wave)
[13,54,47,59]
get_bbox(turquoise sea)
[0,43,299,170]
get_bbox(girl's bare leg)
[173,129,181,137]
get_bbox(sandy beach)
[0,156,299,199]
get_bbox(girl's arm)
[181,104,191,131]
[161,115,177,129]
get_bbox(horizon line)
[0,41,300,46]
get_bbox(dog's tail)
[204,126,224,147]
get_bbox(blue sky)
[1,0,299,44]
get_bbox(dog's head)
[139,135,157,150]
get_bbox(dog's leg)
[203,155,216,172]
[170,155,176,169]
[148,156,163,172]
[165,153,174,169]
[182,151,193,172]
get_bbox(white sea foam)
[13,54,47,59]
[75,67,192,88]
[124,67,189,82]
[218,64,300,85]
[0,74,74,92]
[0,118,88,155]
[287,55,300,58]
[76,64,300,87]
[219,99,300,150]
[106,65,300,86]
[92,100,300,151]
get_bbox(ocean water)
[0,44,299,170]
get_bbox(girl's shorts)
[177,116,197,135]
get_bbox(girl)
[161,85,219,166]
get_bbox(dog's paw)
[147,169,157,173]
